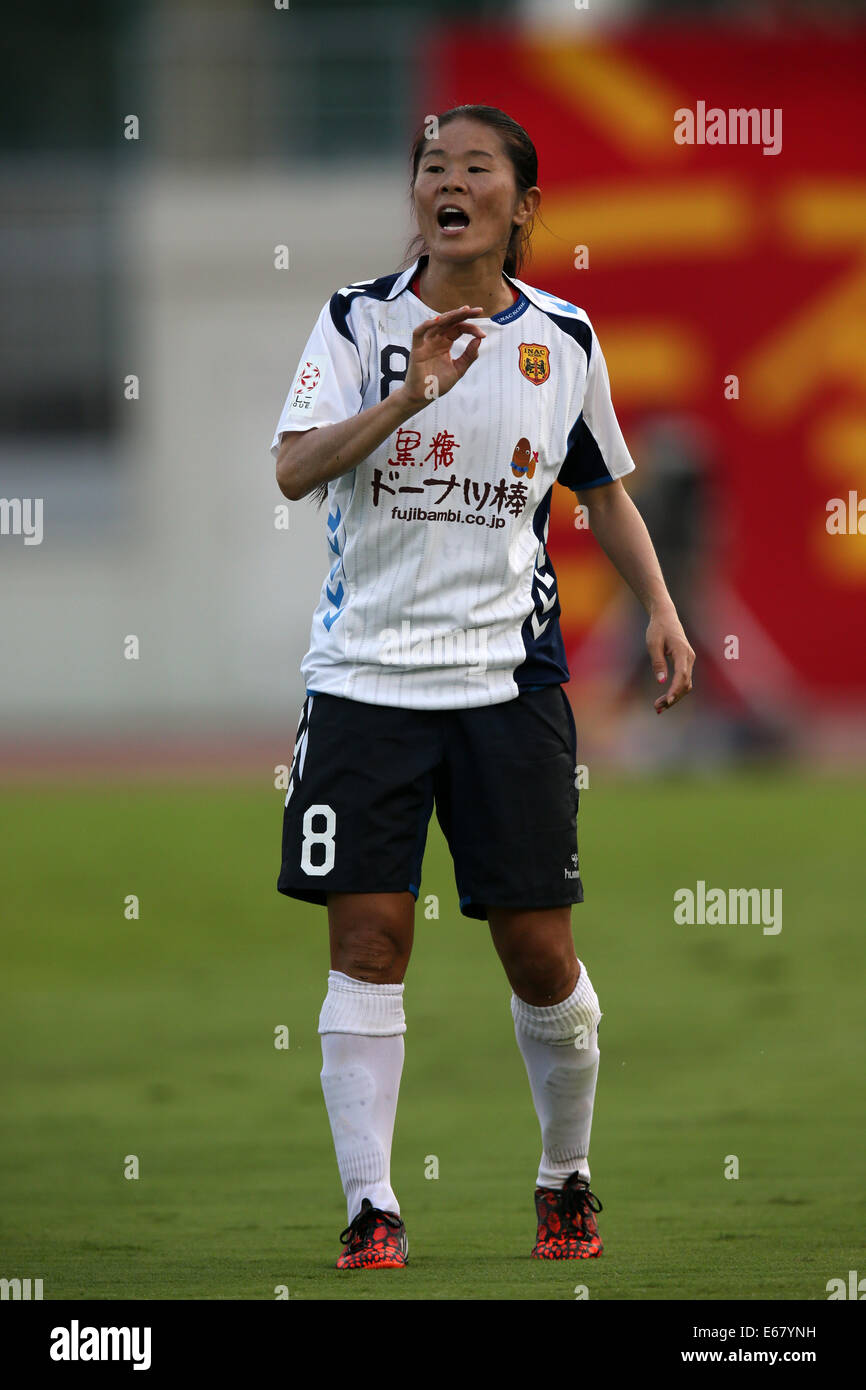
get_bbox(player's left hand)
[646,611,695,713]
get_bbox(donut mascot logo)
[510,437,538,479]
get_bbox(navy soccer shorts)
[277,686,583,921]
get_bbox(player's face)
[413,119,535,268]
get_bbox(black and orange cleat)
[531,1172,603,1260]
[336,1198,409,1270]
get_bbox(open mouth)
[437,205,470,233]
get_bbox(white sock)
[318,970,406,1223]
[511,960,602,1190]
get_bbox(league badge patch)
[289,355,328,415]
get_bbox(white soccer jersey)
[270,253,635,710]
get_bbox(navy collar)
[401,254,529,325]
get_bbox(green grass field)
[1,772,864,1301]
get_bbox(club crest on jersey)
[510,437,538,479]
[518,343,550,386]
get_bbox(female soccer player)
[271,105,694,1270]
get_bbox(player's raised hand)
[398,306,486,409]
[647,611,695,713]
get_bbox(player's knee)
[328,894,413,983]
[338,950,403,984]
[508,947,578,1006]
[332,925,409,983]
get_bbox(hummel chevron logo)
[531,555,556,636]
[327,508,342,558]
[284,704,313,808]
[322,505,346,631]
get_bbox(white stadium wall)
[1,170,413,739]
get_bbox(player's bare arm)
[576,478,695,713]
[276,394,416,501]
[276,305,485,500]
